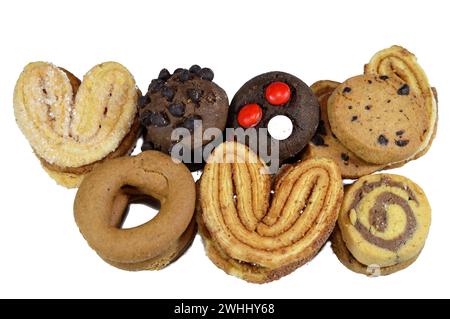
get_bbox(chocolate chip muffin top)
[139,65,229,154]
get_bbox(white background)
[0,0,449,299]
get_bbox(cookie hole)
[115,190,161,230]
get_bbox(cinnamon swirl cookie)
[331,174,431,276]
[197,142,343,283]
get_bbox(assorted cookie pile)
[13,45,436,283]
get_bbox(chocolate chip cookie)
[139,65,229,169]
[327,74,430,165]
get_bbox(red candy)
[265,82,291,105]
[237,103,262,128]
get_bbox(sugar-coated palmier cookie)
[331,174,431,276]
[197,142,343,283]
[227,72,320,163]
[139,65,229,170]
[327,46,437,165]
[74,151,196,270]
[14,62,140,188]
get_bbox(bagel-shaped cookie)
[14,62,140,188]
[198,142,343,283]
[74,151,196,270]
[332,174,431,276]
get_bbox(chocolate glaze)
[349,177,418,252]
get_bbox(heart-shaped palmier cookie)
[14,62,139,187]
[197,142,343,283]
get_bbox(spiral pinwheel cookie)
[74,151,196,270]
[14,62,140,188]
[327,46,437,165]
[198,142,343,283]
[227,72,320,163]
[139,65,229,170]
[331,174,431,276]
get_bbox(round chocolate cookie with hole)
[227,72,320,163]
[139,65,229,170]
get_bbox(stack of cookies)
[13,45,436,284]
[303,46,437,178]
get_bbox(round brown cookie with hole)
[139,65,229,170]
[227,72,319,163]
[327,74,430,165]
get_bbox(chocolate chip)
[189,65,201,74]
[380,75,389,80]
[140,110,153,126]
[148,79,164,93]
[395,139,409,147]
[341,153,349,161]
[317,120,327,136]
[161,86,175,101]
[198,68,214,81]
[348,105,353,110]
[365,105,372,110]
[396,130,405,136]
[187,89,203,103]
[378,134,389,145]
[397,84,410,96]
[179,70,192,82]
[141,140,154,151]
[153,112,170,127]
[351,115,358,122]
[141,111,169,127]
[343,87,351,93]
[158,68,171,81]
[168,103,186,117]
[138,95,150,108]
[311,134,326,146]
[182,115,202,131]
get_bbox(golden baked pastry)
[14,62,140,187]
[198,142,343,283]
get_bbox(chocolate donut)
[227,72,320,163]
[139,66,229,170]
